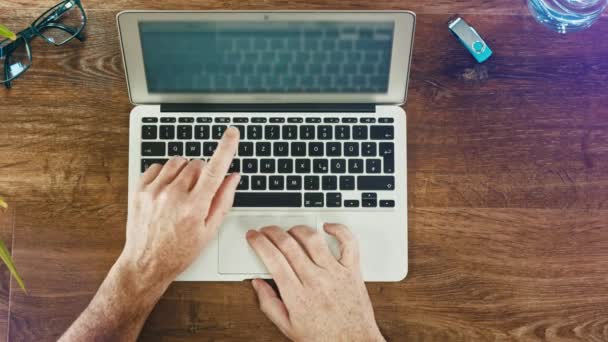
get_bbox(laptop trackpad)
[218,215,317,274]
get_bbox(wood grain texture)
[1,1,608,341]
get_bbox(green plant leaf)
[0,240,26,293]
[0,24,16,41]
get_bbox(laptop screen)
[138,21,394,94]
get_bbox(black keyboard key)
[269,176,284,190]
[309,142,324,156]
[296,159,311,173]
[141,142,165,156]
[360,118,375,123]
[197,117,212,123]
[278,159,293,173]
[212,125,227,139]
[306,118,321,123]
[243,159,258,173]
[260,159,276,173]
[300,126,315,140]
[342,117,357,123]
[380,143,395,173]
[265,126,280,140]
[313,159,329,173]
[358,176,395,191]
[233,117,249,123]
[326,192,342,207]
[366,159,382,173]
[288,117,303,123]
[283,125,298,139]
[304,176,320,190]
[344,200,359,207]
[269,117,285,123]
[251,117,267,123]
[194,125,210,139]
[168,142,183,156]
[237,175,249,190]
[353,126,368,139]
[161,117,176,123]
[379,118,394,123]
[380,200,395,208]
[215,117,230,123]
[256,142,271,156]
[324,118,339,123]
[273,142,289,156]
[142,125,157,140]
[362,192,377,199]
[330,159,346,173]
[291,142,306,156]
[160,125,175,140]
[363,198,377,207]
[371,126,394,139]
[286,175,302,190]
[344,142,359,156]
[317,126,333,140]
[335,126,350,140]
[185,142,201,157]
[348,159,364,173]
[233,125,245,139]
[179,117,194,123]
[304,193,324,207]
[234,193,302,207]
[142,117,158,123]
[203,142,218,156]
[141,158,168,172]
[326,142,341,157]
[177,125,192,140]
[362,142,377,156]
[238,142,254,156]
[251,176,267,190]
[322,176,338,190]
[229,158,240,173]
[247,125,263,139]
[340,176,355,190]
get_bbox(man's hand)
[61,127,240,342]
[247,224,385,342]
[119,126,240,291]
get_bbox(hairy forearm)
[60,257,168,342]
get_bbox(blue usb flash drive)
[448,17,493,63]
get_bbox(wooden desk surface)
[1,1,608,341]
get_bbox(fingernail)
[226,126,239,138]
[246,230,256,239]
[251,279,259,290]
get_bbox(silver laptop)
[117,10,415,281]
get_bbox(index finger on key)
[192,127,239,205]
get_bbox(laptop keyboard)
[140,115,396,209]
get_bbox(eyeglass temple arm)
[3,58,11,89]
[38,23,85,41]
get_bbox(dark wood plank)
[1,2,608,341]
[0,0,530,15]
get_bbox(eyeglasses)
[0,0,87,88]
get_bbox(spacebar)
[233,192,302,207]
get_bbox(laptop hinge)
[160,103,375,113]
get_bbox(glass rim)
[1,36,32,83]
[31,0,87,46]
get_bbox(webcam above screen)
[117,11,415,105]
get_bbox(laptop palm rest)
[218,214,317,274]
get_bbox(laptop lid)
[117,11,415,106]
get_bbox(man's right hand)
[247,224,385,342]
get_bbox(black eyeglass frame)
[0,0,87,88]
